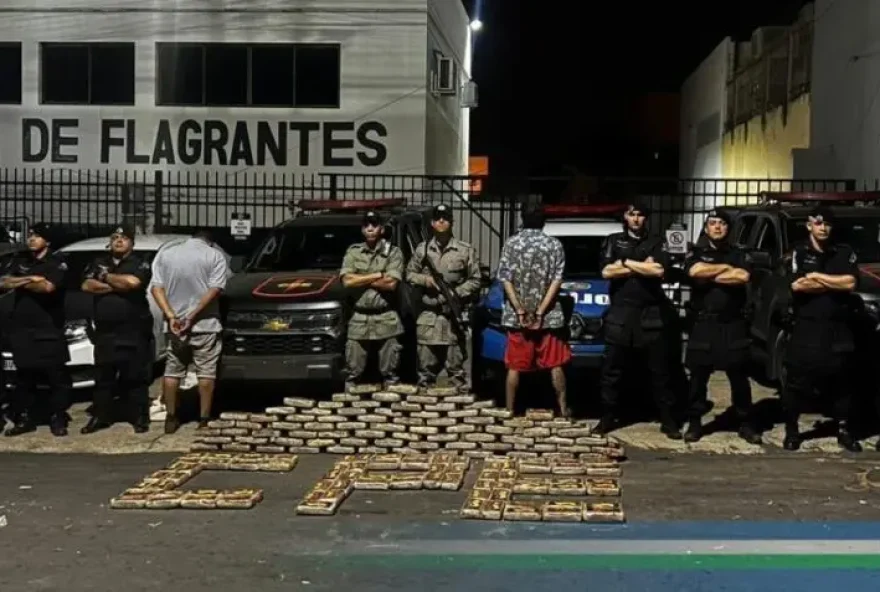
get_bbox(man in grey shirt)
[150,230,229,433]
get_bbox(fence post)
[153,170,164,233]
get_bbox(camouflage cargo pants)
[345,337,402,384]
[417,343,468,391]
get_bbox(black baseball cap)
[808,205,836,224]
[626,203,651,216]
[29,222,53,242]
[432,204,453,221]
[362,210,383,226]
[111,224,136,240]
[705,209,732,225]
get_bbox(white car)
[1,234,231,390]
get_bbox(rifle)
[421,247,468,355]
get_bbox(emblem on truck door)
[252,275,335,298]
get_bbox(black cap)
[808,205,835,224]
[432,204,453,221]
[705,209,732,225]
[626,203,651,217]
[362,210,383,226]
[29,222,53,242]
[111,224,136,240]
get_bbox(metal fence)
[0,169,863,268]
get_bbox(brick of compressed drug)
[504,501,544,521]
[340,437,369,447]
[448,408,478,419]
[357,414,385,423]
[575,436,609,446]
[269,421,301,431]
[336,407,361,417]
[347,384,382,395]
[353,400,380,409]
[288,446,321,454]
[386,383,419,395]
[463,416,495,426]
[369,422,396,432]
[190,443,219,452]
[427,433,459,443]
[539,419,574,430]
[586,465,622,477]
[285,413,317,422]
[354,430,385,439]
[445,441,477,450]
[501,435,534,446]
[220,428,249,437]
[316,401,342,410]
[543,501,585,522]
[372,392,401,403]
[375,438,404,448]
[409,441,440,451]
[503,418,535,429]
[480,442,513,452]
[424,402,456,412]
[407,394,439,405]
[238,436,269,445]
[525,409,555,421]
[446,424,476,434]
[464,433,496,443]
[222,443,253,452]
[200,436,233,444]
[518,459,551,473]
[464,450,494,459]
[327,445,356,454]
[426,417,457,428]
[410,426,439,436]
[255,445,286,454]
[391,402,422,413]
[466,400,495,410]
[426,386,457,397]
[336,421,367,431]
[480,408,512,419]
[552,427,590,438]
[234,421,262,430]
[272,437,306,447]
[523,427,551,438]
[220,411,250,421]
[248,413,277,423]
[543,436,574,446]
[306,439,336,448]
[207,419,235,429]
[322,431,347,439]
[332,393,361,404]
[316,415,345,424]
[485,425,514,435]
[393,416,424,427]
[587,479,621,496]
[307,408,332,416]
[392,431,422,442]
[358,446,389,454]
[288,430,318,439]
[446,395,475,405]
[411,411,440,420]
[583,502,625,523]
[283,397,317,408]
[265,406,302,416]
[303,423,334,432]
[508,451,538,459]
[542,452,575,461]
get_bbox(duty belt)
[352,307,389,315]
[422,304,451,314]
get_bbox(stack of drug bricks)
[191,384,625,461]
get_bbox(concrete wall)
[679,38,731,179]
[0,0,447,178]
[721,95,811,180]
[802,0,880,183]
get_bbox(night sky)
[461,0,812,177]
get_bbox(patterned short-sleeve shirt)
[496,228,566,329]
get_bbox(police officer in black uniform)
[81,225,153,434]
[682,210,761,444]
[594,204,681,439]
[782,206,861,452]
[1,223,71,437]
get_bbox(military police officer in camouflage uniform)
[339,210,405,389]
[406,204,482,392]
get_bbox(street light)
[469,19,483,32]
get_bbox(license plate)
[3,359,15,372]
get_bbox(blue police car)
[472,204,628,387]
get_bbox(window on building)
[40,43,135,105]
[0,43,22,104]
[155,42,340,108]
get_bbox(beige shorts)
[164,332,222,379]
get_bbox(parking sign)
[665,228,687,254]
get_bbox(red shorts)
[504,330,572,372]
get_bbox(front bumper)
[479,326,605,368]
[221,352,344,382]
[2,339,96,389]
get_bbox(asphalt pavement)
[3,451,880,591]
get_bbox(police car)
[0,234,231,390]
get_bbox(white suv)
[1,234,231,391]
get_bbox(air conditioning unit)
[434,56,457,95]
[461,80,478,109]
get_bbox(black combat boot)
[837,423,862,453]
[738,422,762,446]
[592,415,617,436]
[80,416,112,435]
[683,419,702,443]
[783,423,801,451]
[660,421,683,440]
[49,413,68,437]
[4,413,36,437]
[132,412,150,434]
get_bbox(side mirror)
[480,265,492,288]
[749,250,772,269]
[229,255,246,274]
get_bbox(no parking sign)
[665,227,687,255]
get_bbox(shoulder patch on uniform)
[57,261,68,271]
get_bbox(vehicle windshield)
[247,224,365,272]
[786,217,880,263]
[556,235,604,276]
[59,250,159,291]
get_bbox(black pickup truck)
[721,192,880,385]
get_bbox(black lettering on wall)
[229,121,254,167]
[203,120,229,166]
[323,121,354,167]
[289,122,319,167]
[151,119,176,165]
[22,118,49,163]
[100,119,125,164]
[356,121,388,167]
[178,119,202,165]
[51,119,79,164]
[125,119,149,164]
[256,121,286,167]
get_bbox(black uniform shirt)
[83,253,152,326]
[7,251,67,329]
[787,241,858,320]
[599,232,670,306]
[684,243,753,316]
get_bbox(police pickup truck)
[219,198,433,387]
[724,191,880,385]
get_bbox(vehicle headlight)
[65,319,90,343]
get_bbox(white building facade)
[0,0,473,178]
